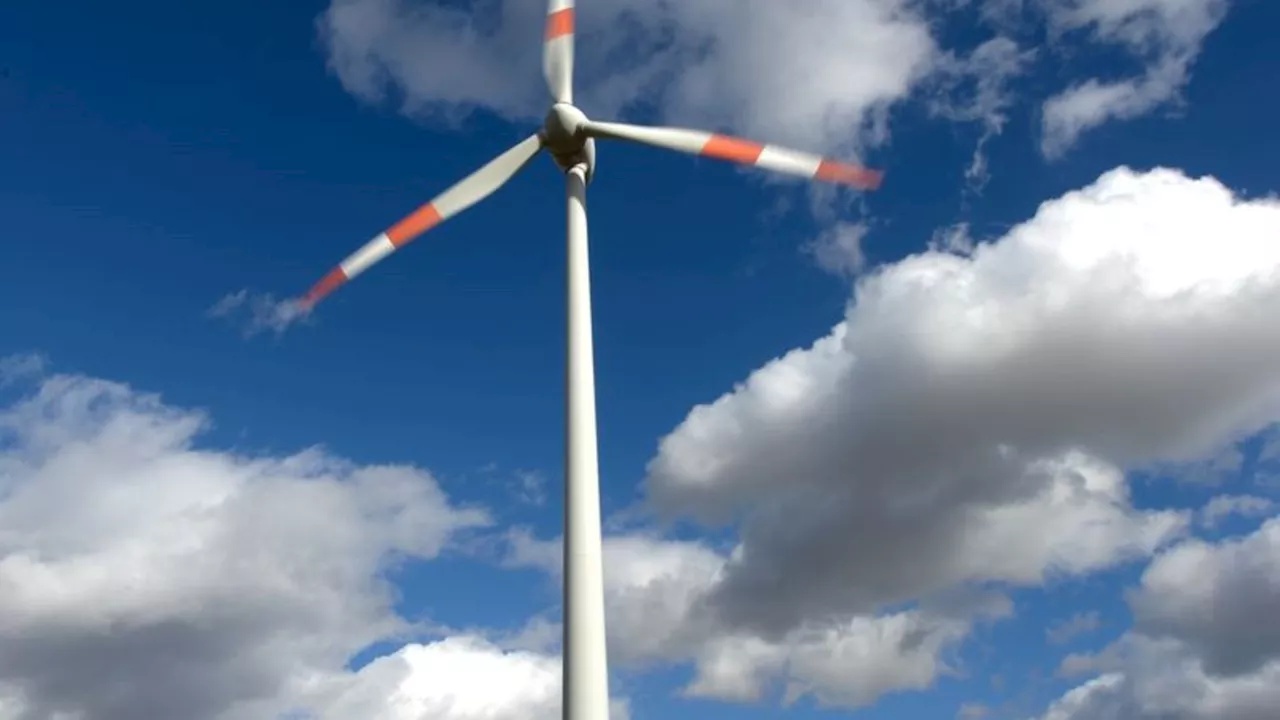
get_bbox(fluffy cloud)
[1199,494,1275,528]
[508,530,1010,709]
[1039,517,1280,719]
[310,636,630,720]
[318,0,1240,179]
[683,602,1007,709]
[318,0,938,155]
[804,222,870,278]
[1039,0,1230,156]
[1129,517,1280,677]
[0,366,617,719]
[645,166,1280,641]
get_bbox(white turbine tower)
[295,2,883,718]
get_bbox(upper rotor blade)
[300,133,544,308]
[543,0,575,104]
[582,121,883,190]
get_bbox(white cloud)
[316,0,1241,183]
[505,531,725,666]
[929,222,978,256]
[1038,516,1280,719]
[208,289,311,337]
[1199,494,1275,528]
[929,36,1035,190]
[507,529,1012,709]
[1169,443,1244,485]
[1129,517,1280,676]
[307,635,630,720]
[805,222,869,278]
[645,166,1280,641]
[0,354,46,388]
[1039,0,1230,157]
[0,369,599,719]
[318,0,939,156]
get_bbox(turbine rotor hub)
[543,103,595,181]
[544,102,587,145]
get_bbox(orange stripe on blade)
[546,8,574,39]
[304,267,348,306]
[386,203,443,247]
[701,135,764,165]
[815,160,883,190]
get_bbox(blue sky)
[2,1,1280,719]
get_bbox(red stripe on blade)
[303,267,348,306]
[815,160,883,190]
[701,135,764,165]
[386,203,443,247]
[546,8,574,39]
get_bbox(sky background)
[2,1,1280,719]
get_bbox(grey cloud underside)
[1040,518,1280,720]
[1130,519,1280,677]
[0,616,288,720]
[504,531,1012,709]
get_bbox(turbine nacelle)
[543,103,596,183]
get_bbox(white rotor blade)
[544,0,575,104]
[299,134,544,307]
[582,120,884,190]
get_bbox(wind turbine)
[295,2,883,718]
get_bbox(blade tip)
[816,160,884,191]
[302,268,348,308]
[546,7,574,39]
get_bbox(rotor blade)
[300,133,544,308]
[543,0,575,103]
[581,121,883,190]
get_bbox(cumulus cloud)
[318,0,938,157]
[1039,0,1230,157]
[1129,517,1280,677]
[644,166,1280,640]
[0,367,647,719]
[208,289,311,337]
[1199,494,1275,528]
[309,635,630,720]
[1038,516,1280,719]
[507,529,1012,709]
